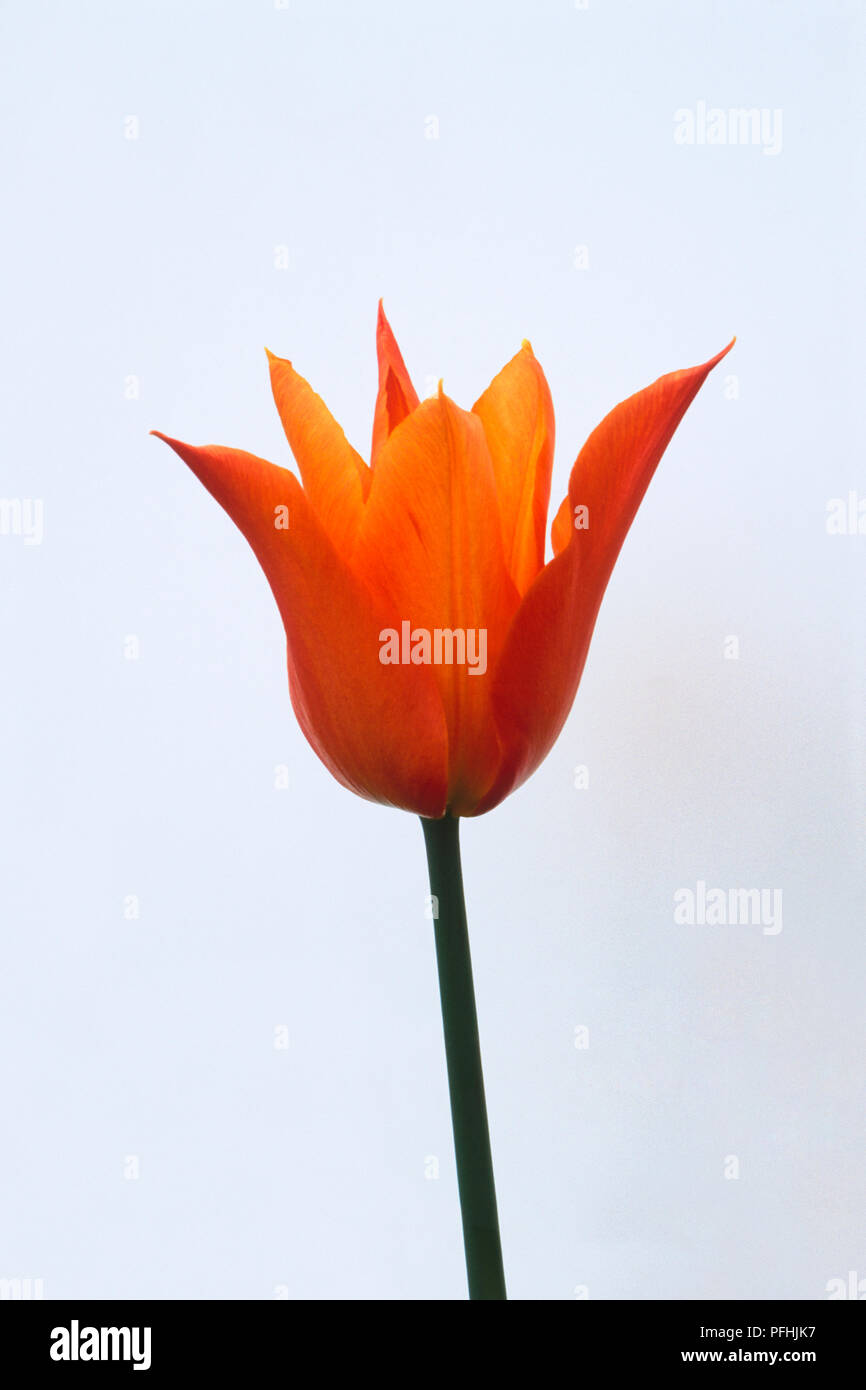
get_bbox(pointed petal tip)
[706,336,736,370]
[150,429,192,457]
[521,337,534,355]
[150,430,203,466]
[265,346,292,369]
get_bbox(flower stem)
[421,813,506,1300]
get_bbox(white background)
[1,0,863,1299]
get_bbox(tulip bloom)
[154,306,731,820]
[154,306,732,1299]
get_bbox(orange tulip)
[154,305,732,819]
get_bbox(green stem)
[421,813,506,1300]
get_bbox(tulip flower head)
[154,306,732,819]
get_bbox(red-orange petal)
[370,301,421,463]
[152,432,448,815]
[472,341,555,595]
[472,339,735,815]
[550,491,573,557]
[351,389,520,814]
[266,350,370,555]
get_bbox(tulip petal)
[472,340,735,815]
[152,433,449,815]
[266,350,370,556]
[550,491,573,557]
[352,390,520,814]
[371,300,420,463]
[472,342,555,594]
